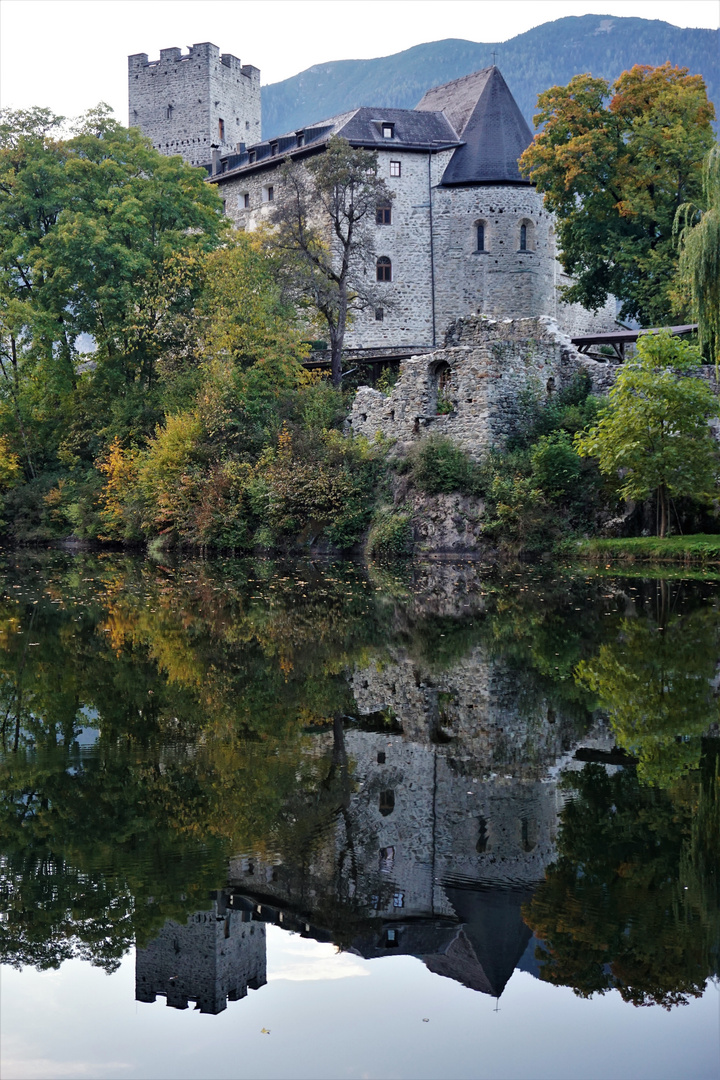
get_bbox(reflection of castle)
[135,892,266,1014]
[137,639,613,1012]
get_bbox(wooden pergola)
[571,324,698,361]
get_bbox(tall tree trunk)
[658,484,668,538]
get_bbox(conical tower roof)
[416,67,533,186]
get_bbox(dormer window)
[382,122,395,139]
[270,141,279,157]
[296,131,305,147]
[248,150,256,164]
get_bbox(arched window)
[379,790,395,816]
[476,222,486,251]
[519,223,527,251]
[434,361,451,391]
[376,256,392,282]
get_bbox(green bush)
[366,509,413,559]
[530,432,583,498]
[409,436,479,495]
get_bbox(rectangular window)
[392,892,404,908]
[296,131,305,147]
[375,308,384,322]
[218,118,225,141]
[376,204,392,225]
[266,185,274,202]
[382,122,394,139]
[270,141,279,157]
[248,150,256,164]
[389,160,401,177]
[242,192,250,209]
[477,223,485,251]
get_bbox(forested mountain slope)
[261,15,718,138]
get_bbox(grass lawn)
[571,534,720,563]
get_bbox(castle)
[128,43,617,359]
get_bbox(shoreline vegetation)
[571,534,720,564]
[1,101,718,561]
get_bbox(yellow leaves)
[0,435,21,490]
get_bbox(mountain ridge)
[260,15,719,139]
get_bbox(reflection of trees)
[524,750,720,1008]
[576,586,720,786]
[0,556,390,972]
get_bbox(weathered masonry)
[128,43,260,168]
[129,48,616,350]
[202,66,616,347]
[348,314,614,458]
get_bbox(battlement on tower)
[128,42,261,168]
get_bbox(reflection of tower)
[135,890,266,1014]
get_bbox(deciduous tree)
[520,64,715,326]
[574,331,718,537]
[269,136,393,386]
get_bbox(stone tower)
[128,42,261,168]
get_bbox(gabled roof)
[417,66,533,186]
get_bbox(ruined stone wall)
[349,314,612,457]
[128,43,260,167]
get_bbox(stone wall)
[348,313,612,457]
[431,184,615,338]
[129,43,261,167]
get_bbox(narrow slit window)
[375,307,384,321]
[477,223,485,251]
[218,118,225,141]
[243,192,250,208]
[520,223,527,251]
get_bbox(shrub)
[409,436,479,495]
[366,509,413,559]
[530,432,583,498]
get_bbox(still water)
[0,551,718,1080]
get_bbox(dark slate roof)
[417,67,533,186]
[210,65,530,188]
[210,106,458,182]
[415,67,495,136]
[336,106,459,149]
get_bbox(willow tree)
[675,144,720,367]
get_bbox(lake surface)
[0,551,718,1080]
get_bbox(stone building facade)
[128,43,261,168]
[129,51,616,349]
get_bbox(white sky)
[1,0,718,123]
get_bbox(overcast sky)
[1,0,718,123]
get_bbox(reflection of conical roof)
[416,67,533,186]
[439,885,534,997]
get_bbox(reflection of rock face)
[135,892,266,1014]
[352,648,592,773]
